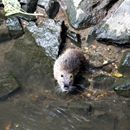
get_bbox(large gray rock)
[96,0,130,46]
[63,0,118,29]
[27,19,62,59]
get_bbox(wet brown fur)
[53,48,88,92]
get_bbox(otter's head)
[55,70,75,92]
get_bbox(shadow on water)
[0,32,130,130]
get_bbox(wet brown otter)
[53,48,88,92]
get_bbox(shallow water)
[0,84,130,130]
[0,35,130,130]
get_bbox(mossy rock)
[5,31,54,89]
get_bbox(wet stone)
[6,16,24,39]
[93,75,115,90]
[64,0,118,29]
[114,83,130,97]
[20,0,38,13]
[119,51,130,75]
[27,19,62,59]
[87,27,97,45]
[0,22,11,42]
[37,0,60,18]
[96,0,130,46]
[67,30,81,47]
[0,72,20,100]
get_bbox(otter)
[53,48,115,93]
[53,48,88,92]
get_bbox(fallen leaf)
[111,72,123,78]
[2,0,44,16]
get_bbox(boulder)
[63,0,118,29]
[27,19,62,59]
[96,0,130,46]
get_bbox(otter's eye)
[70,75,73,79]
[61,75,63,77]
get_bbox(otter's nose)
[64,85,69,90]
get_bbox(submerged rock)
[93,75,115,90]
[37,0,60,18]
[114,83,130,97]
[64,0,118,29]
[119,51,130,75]
[0,21,11,42]
[0,72,20,100]
[27,19,62,59]
[6,16,24,39]
[96,0,130,46]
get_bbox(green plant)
[2,0,44,17]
